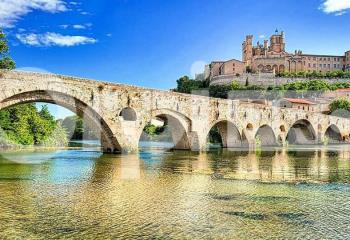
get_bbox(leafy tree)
[329,98,350,118]
[175,76,208,94]
[0,29,15,70]
[0,104,68,146]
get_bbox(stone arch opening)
[246,123,253,131]
[280,125,286,132]
[119,107,137,121]
[255,125,277,146]
[0,90,121,153]
[206,120,242,148]
[325,124,342,144]
[286,119,316,145]
[139,110,191,150]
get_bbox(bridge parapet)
[1,70,350,152]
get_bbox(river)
[0,142,349,239]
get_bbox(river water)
[0,143,349,239]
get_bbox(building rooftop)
[335,88,350,92]
[283,98,316,105]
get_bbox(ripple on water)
[0,148,349,239]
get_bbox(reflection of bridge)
[1,71,349,153]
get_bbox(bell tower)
[242,35,253,68]
[270,30,285,53]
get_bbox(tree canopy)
[0,104,68,146]
[329,98,350,118]
[174,76,350,100]
[0,29,15,70]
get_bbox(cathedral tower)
[242,35,253,68]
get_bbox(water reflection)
[0,147,350,239]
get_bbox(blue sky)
[1,0,350,118]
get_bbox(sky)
[1,0,350,118]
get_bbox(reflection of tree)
[155,149,350,183]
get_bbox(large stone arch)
[286,119,316,145]
[139,108,193,150]
[255,124,277,146]
[0,90,121,153]
[206,120,242,148]
[325,124,343,144]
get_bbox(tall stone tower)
[242,35,253,68]
[269,30,285,53]
[345,50,350,71]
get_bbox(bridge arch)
[325,124,343,143]
[255,125,277,146]
[0,90,121,153]
[286,119,316,145]
[139,108,192,150]
[119,107,137,121]
[207,120,242,148]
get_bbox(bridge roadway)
[1,70,349,153]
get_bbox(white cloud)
[16,32,97,47]
[60,23,92,29]
[59,24,69,29]
[73,24,86,29]
[0,0,68,28]
[320,0,350,15]
[259,35,266,39]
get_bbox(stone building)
[204,59,245,80]
[243,30,349,74]
[205,30,350,81]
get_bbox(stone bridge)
[1,70,349,153]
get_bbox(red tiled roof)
[283,98,316,105]
[335,88,350,92]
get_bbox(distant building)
[322,88,350,99]
[277,98,316,112]
[205,30,350,82]
[276,98,330,113]
[205,59,245,80]
[243,30,350,74]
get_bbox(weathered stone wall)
[210,73,350,86]
[1,70,349,153]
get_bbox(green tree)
[175,76,208,94]
[329,98,350,118]
[0,104,68,147]
[0,29,15,70]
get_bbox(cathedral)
[205,30,350,80]
[242,30,349,74]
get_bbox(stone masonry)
[1,70,350,153]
